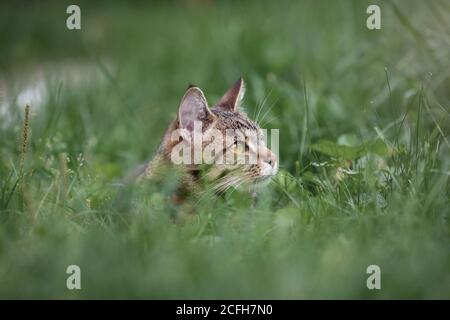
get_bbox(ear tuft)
[178,86,212,132]
[216,77,245,112]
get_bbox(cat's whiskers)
[254,89,273,126]
[212,175,241,193]
[194,174,244,206]
[253,93,266,123]
[260,115,276,128]
[193,175,233,206]
[225,177,248,197]
[258,98,278,127]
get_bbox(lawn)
[0,0,449,299]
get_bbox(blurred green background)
[0,0,449,298]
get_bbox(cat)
[129,78,278,200]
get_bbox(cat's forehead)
[211,107,259,131]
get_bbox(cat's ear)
[216,77,245,112]
[178,86,213,132]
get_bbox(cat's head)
[165,78,278,192]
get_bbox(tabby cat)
[132,78,278,199]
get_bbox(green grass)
[0,0,449,299]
